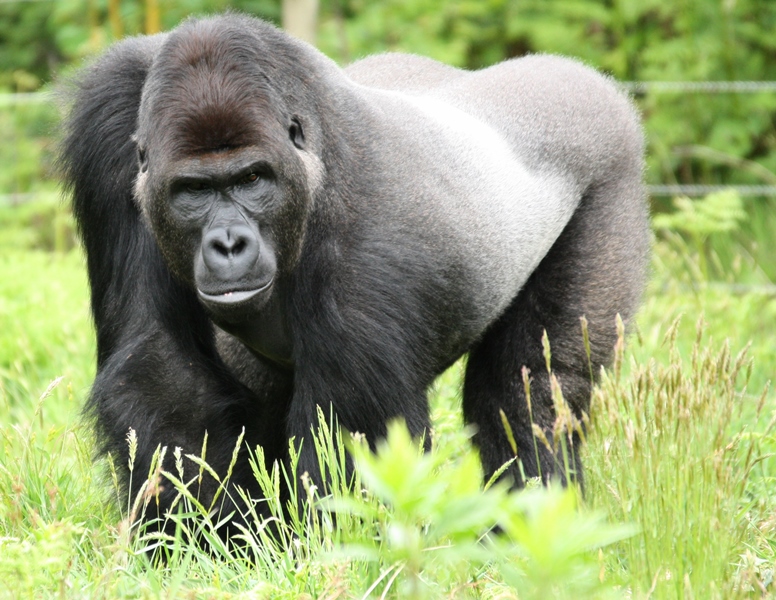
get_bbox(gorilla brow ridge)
[146,19,283,156]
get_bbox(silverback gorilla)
[61,14,648,536]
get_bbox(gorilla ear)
[131,134,148,173]
[289,117,305,150]
[137,147,148,173]
[132,135,148,173]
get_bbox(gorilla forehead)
[137,17,288,158]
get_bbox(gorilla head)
[133,20,321,331]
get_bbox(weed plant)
[586,316,774,598]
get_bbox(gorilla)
[61,14,648,535]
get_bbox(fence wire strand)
[621,81,776,94]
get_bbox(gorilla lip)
[197,278,273,306]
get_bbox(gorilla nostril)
[211,239,230,257]
[208,230,249,258]
[232,238,247,255]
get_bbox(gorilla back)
[61,14,648,535]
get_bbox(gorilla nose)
[202,225,260,278]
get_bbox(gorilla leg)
[464,175,648,487]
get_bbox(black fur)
[60,15,649,541]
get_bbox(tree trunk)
[145,0,161,34]
[108,0,124,39]
[282,0,319,45]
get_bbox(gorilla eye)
[241,172,260,185]
[186,180,209,192]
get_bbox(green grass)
[1,198,775,598]
[0,249,92,413]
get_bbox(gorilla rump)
[61,15,648,534]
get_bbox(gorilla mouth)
[197,278,274,306]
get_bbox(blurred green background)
[2,2,776,597]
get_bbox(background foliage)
[2,0,776,597]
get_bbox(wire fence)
[0,91,52,106]
[3,82,776,203]
[648,184,776,197]
[620,81,776,94]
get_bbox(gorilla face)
[137,130,309,326]
[169,151,279,317]
[135,118,312,366]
